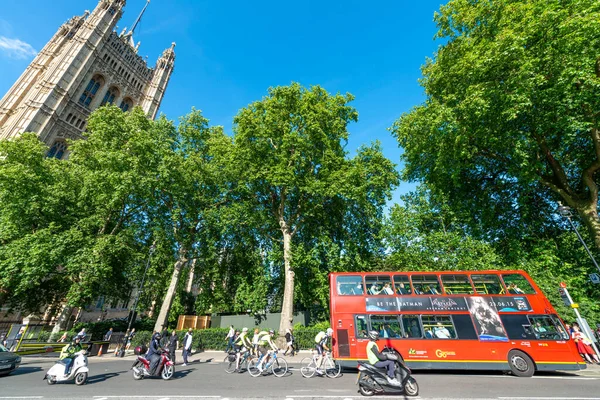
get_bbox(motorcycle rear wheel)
[75,372,88,385]
[161,364,174,380]
[358,375,376,396]
[404,376,419,396]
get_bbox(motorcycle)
[44,350,89,385]
[356,346,419,397]
[131,349,174,380]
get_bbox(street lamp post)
[121,243,156,356]
[557,205,600,275]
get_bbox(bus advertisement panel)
[329,270,585,377]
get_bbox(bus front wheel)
[508,350,535,377]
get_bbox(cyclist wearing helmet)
[366,330,401,386]
[234,327,253,371]
[314,327,334,375]
[147,332,163,376]
[256,329,279,372]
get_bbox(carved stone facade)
[0,0,175,157]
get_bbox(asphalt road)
[1,353,600,400]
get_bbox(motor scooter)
[131,349,174,380]
[44,350,89,385]
[356,346,419,396]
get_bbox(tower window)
[119,98,133,112]
[79,75,104,107]
[108,7,116,16]
[47,141,67,159]
[100,86,119,106]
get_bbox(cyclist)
[314,327,333,375]
[234,327,253,371]
[366,330,401,386]
[256,329,279,372]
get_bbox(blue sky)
[0,0,444,205]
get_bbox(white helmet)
[242,327,248,333]
[326,328,333,335]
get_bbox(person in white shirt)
[182,328,193,366]
[225,325,235,353]
[434,322,451,339]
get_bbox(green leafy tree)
[152,110,233,332]
[392,0,600,248]
[233,83,399,334]
[382,188,503,271]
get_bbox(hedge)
[129,326,329,351]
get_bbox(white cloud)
[0,36,37,59]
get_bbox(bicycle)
[248,350,288,377]
[300,350,341,378]
[224,348,253,374]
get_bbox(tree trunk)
[186,258,196,293]
[154,251,187,332]
[278,225,295,336]
[49,304,73,341]
[576,203,600,251]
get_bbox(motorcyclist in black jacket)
[147,332,162,376]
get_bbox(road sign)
[590,273,600,284]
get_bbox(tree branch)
[533,133,573,196]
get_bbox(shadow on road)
[192,358,213,364]
[4,366,43,377]
[87,371,127,384]
[173,368,196,379]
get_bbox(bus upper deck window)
[411,275,442,295]
[441,274,474,294]
[336,275,364,295]
[365,275,393,296]
[502,273,536,294]
[393,275,412,295]
[471,274,503,294]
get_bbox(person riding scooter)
[59,336,83,376]
[146,332,163,376]
[366,330,401,386]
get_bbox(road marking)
[0,398,44,399]
[500,398,600,400]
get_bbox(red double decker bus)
[329,270,585,376]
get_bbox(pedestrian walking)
[104,327,113,341]
[225,325,235,353]
[168,330,178,364]
[182,328,193,366]
[252,328,260,356]
[125,328,136,351]
[284,328,295,356]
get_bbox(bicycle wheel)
[300,357,316,378]
[238,354,250,373]
[272,357,288,377]
[324,356,341,378]
[224,355,237,374]
[248,358,262,377]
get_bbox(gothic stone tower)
[0,0,175,158]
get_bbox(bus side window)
[401,315,422,338]
[336,275,364,295]
[499,314,536,340]
[411,275,442,295]
[422,315,457,339]
[471,274,503,295]
[502,273,536,294]
[370,315,402,338]
[355,315,369,339]
[528,315,563,340]
[365,275,393,296]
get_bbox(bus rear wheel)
[508,349,535,377]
